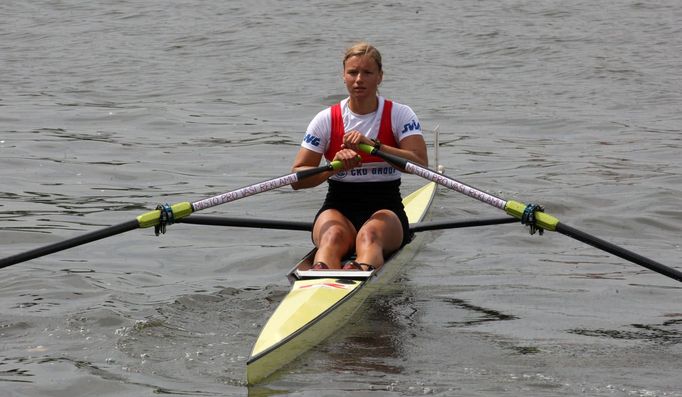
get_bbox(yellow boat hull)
[247,180,437,384]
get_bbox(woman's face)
[343,55,383,102]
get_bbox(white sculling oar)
[357,143,681,283]
[0,161,343,269]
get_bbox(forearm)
[377,141,428,167]
[291,167,334,190]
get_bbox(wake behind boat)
[246,176,439,384]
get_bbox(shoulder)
[387,100,417,118]
[307,106,333,132]
[311,106,333,123]
[310,97,348,123]
[386,99,421,137]
[302,104,337,152]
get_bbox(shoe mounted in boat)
[342,261,374,271]
[311,261,329,270]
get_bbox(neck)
[347,95,379,115]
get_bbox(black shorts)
[314,179,411,247]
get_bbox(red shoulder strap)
[377,100,397,148]
[324,100,396,163]
[324,103,344,162]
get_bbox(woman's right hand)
[334,148,362,171]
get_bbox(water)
[1,0,681,395]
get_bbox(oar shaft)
[556,223,682,282]
[0,220,139,269]
[405,162,507,210]
[177,215,517,233]
[410,217,517,233]
[357,144,507,209]
[1,161,342,269]
[359,144,560,229]
[191,163,338,212]
[357,144,681,283]
[178,216,313,231]
[135,162,343,228]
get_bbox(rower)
[290,42,428,270]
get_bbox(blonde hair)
[343,42,382,71]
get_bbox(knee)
[356,227,380,247]
[356,211,403,250]
[319,226,352,248]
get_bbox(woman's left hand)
[341,130,374,152]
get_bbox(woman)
[291,42,428,270]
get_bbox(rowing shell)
[246,178,438,384]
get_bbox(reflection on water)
[254,281,527,389]
[318,290,416,375]
[569,318,682,345]
[441,297,518,327]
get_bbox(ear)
[378,71,383,85]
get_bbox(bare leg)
[312,209,356,269]
[354,210,403,269]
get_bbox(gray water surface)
[1,1,681,396]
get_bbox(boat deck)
[292,269,374,280]
[246,178,438,385]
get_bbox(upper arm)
[391,102,427,166]
[398,134,428,167]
